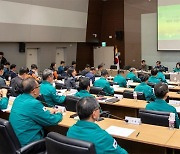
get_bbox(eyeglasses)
[33,85,40,90]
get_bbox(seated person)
[0,64,6,87]
[50,62,58,79]
[9,77,63,146]
[134,73,156,101]
[96,64,103,76]
[3,62,10,81]
[139,60,148,71]
[58,61,65,75]
[173,62,180,72]
[28,64,40,81]
[74,77,93,98]
[71,61,76,69]
[64,67,78,89]
[61,66,69,77]
[9,64,17,79]
[40,69,66,107]
[148,69,161,84]
[146,83,180,128]
[0,51,7,65]
[67,97,127,154]
[0,88,8,110]
[157,68,167,83]
[85,67,96,84]
[113,70,127,87]
[126,67,141,83]
[10,67,28,97]
[154,61,165,72]
[81,64,90,76]
[94,69,114,96]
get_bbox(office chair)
[57,75,65,80]
[110,65,117,69]
[147,82,155,88]
[165,74,170,80]
[0,118,46,154]
[123,90,146,100]
[55,83,67,89]
[109,81,118,86]
[90,87,104,95]
[139,109,171,127]
[63,95,81,112]
[46,132,96,154]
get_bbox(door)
[56,47,65,67]
[26,48,38,70]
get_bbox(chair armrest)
[16,139,46,154]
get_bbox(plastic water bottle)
[127,81,130,88]
[169,113,175,130]
[133,91,137,101]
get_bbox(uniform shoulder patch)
[113,139,118,149]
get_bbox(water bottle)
[133,91,137,101]
[169,113,175,130]
[127,81,130,88]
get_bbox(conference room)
[0,0,180,154]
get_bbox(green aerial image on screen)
[158,5,180,40]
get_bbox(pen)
[136,132,140,137]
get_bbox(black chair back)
[90,87,104,95]
[139,109,170,127]
[123,90,146,100]
[0,118,21,154]
[46,132,96,154]
[110,65,117,69]
[165,74,170,79]
[55,83,67,89]
[63,96,81,112]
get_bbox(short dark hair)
[5,62,10,65]
[85,64,90,68]
[156,61,161,65]
[154,83,168,99]
[141,60,146,63]
[98,64,103,69]
[10,64,16,70]
[42,69,53,80]
[67,67,75,77]
[50,62,56,70]
[76,97,100,120]
[151,69,158,76]
[22,77,38,93]
[79,77,90,90]
[31,64,38,69]
[101,69,108,76]
[72,61,76,65]
[0,64,4,70]
[0,52,4,56]
[176,62,180,68]
[118,69,124,74]
[139,73,149,82]
[19,67,28,75]
[61,61,65,64]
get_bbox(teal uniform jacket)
[126,72,141,83]
[134,82,156,101]
[67,120,128,154]
[146,99,180,128]
[173,68,180,72]
[113,74,127,87]
[157,72,167,83]
[74,90,93,98]
[40,81,66,107]
[93,77,114,96]
[9,93,62,146]
[148,76,161,84]
[0,97,8,110]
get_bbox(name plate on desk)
[125,116,141,125]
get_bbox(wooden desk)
[114,87,134,94]
[169,86,180,92]
[51,111,179,154]
[168,92,180,100]
[166,130,180,150]
[99,98,147,119]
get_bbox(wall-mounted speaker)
[115,31,124,40]
[19,42,25,53]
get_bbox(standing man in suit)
[0,52,7,65]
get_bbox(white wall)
[141,13,180,71]
[94,46,114,69]
[0,43,77,72]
